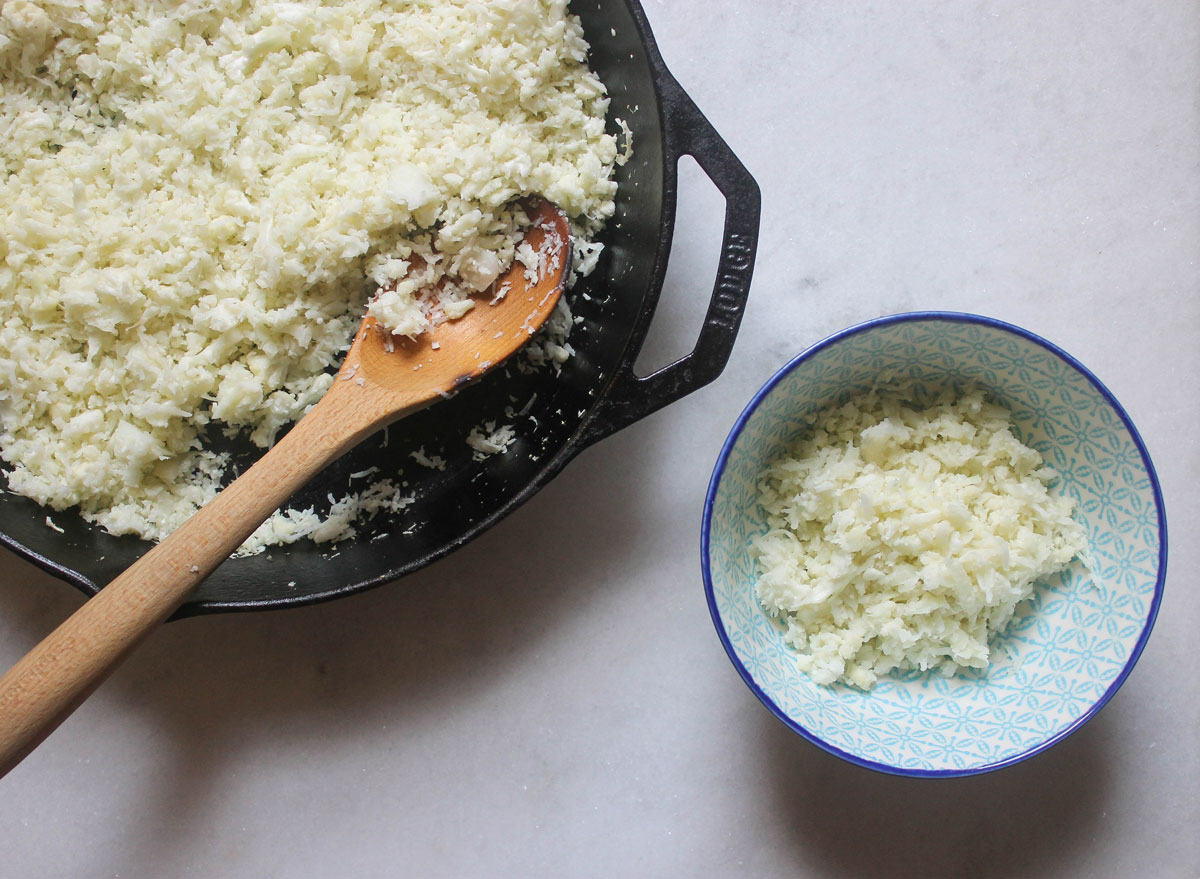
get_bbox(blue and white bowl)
[702,312,1167,776]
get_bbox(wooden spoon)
[0,200,570,777]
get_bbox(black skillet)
[0,0,761,615]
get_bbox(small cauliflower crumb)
[753,386,1087,689]
[409,448,447,471]
[466,421,517,461]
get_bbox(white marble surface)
[2,2,1198,876]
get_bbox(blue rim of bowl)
[701,310,1169,778]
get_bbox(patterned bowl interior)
[704,313,1165,775]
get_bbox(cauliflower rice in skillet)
[0,0,622,546]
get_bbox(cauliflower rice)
[753,387,1087,689]
[0,0,621,544]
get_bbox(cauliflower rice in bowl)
[752,384,1088,690]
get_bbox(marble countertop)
[3,2,1197,876]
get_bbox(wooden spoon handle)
[0,393,383,776]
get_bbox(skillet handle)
[581,71,761,446]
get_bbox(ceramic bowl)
[702,312,1167,776]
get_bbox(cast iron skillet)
[0,0,761,616]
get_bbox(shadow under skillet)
[757,702,1114,879]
